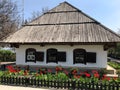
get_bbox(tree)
[0,0,20,40]
[108,29,120,59]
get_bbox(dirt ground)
[0,85,68,90]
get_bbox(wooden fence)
[0,76,120,90]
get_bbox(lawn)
[108,61,120,70]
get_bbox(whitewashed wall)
[16,45,107,68]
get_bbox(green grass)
[108,61,120,69]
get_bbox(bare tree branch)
[0,0,20,40]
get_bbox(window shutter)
[58,52,66,62]
[36,52,44,62]
[86,52,96,63]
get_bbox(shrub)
[0,71,4,77]
[55,72,69,81]
[117,69,120,77]
[0,49,15,62]
[99,68,107,79]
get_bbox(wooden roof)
[3,2,120,44]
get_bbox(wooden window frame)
[46,48,58,63]
[73,49,86,64]
[26,48,36,63]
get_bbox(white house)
[3,2,120,69]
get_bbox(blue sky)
[16,0,120,32]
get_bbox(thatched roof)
[3,2,120,44]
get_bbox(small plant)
[55,66,63,73]
[69,68,78,77]
[0,71,4,77]
[55,72,69,81]
[92,70,99,78]
[99,68,107,79]
[116,69,120,77]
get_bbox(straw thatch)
[3,2,120,44]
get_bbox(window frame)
[73,48,86,64]
[26,48,36,63]
[46,48,58,63]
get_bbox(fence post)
[54,80,56,88]
[0,77,1,83]
[104,83,107,90]
[116,84,119,90]
[18,77,20,85]
[25,77,29,86]
[112,84,115,90]
[47,79,49,88]
[71,80,76,89]
[91,82,94,90]
[34,78,37,86]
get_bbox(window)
[36,52,44,62]
[26,48,36,62]
[73,49,86,64]
[46,48,58,63]
[86,52,96,63]
[58,52,66,62]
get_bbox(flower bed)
[0,65,119,84]
[0,65,120,89]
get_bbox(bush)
[117,69,120,77]
[0,49,15,62]
[0,71,4,77]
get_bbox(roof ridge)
[23,22,98,26]
[45,11,80,14]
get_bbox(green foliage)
[36,74,48,80]
[0,49,15,62]
[108,61,120,69]
[17,70,24,76]
[0,71,4,77]
[73,76,99,84]
[55,72,69,81]
[108,43,120,59]
[98,68,107,79]
[1,65,120,84]
[116,69,120,77]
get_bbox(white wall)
[16,45,107,68]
